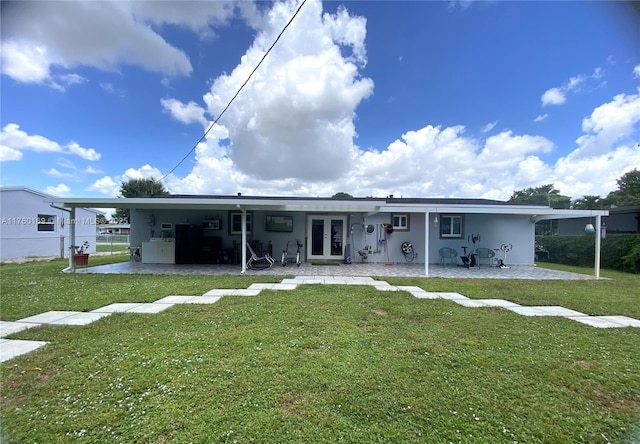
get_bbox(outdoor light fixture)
[584,223,595,233]
[433,213,438,224]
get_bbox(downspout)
[50,204,75,273]
[595,214,602,279]
[424,210,430,277]
[239,205,247,274]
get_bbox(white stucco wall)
[0,188,97,260]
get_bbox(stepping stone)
[475,299,521,308]
[374,285,401,292]
[0,339,49,363]
[227,289,262,296]
[270,283,298,290]
[92,303,147,313]
[568,316,640,328]
[153,296,198,304]
[18,311,85,324]
[397,286,427,293]
[0,321,40,337]
[506,306,586,317]
[248,283,277,290]
[434,292,469,300]
[203,289,233,297]
[127,303,174,314]
[186,297,221,304]
[411,291,441,299]
[453,299,492,308]
[48,312,111,326]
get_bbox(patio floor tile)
[0,339,49,363]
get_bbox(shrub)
[536,234,640,273]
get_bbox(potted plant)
[73,241,90,266]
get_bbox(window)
[37,214,55,232]
[229,212,252,235]
[391,214,409,231]
[440,215,463,238]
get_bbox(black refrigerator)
[175,224,201,264]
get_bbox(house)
[97,224,131,235]
[0,187,98,261]
[44,194,609,276]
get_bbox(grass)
[1,259,639,443]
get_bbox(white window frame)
[391,214,409,231]
[440,215,463,238]
[229,212,252,235]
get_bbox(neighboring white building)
[0,187,98,261]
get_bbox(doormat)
[311,261,341,266]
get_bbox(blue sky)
[1,0,639,202]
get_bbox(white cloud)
[86,176,119,196]
[572,89,640,159]
[0,145,23,162]
[0,123,101,161]
[100,82,126,97]
[634,65,640,79]
[44,183,72,197]
[480,121,497,133]
[541,87,566,106]
[45,168,75,179]
[122,165,164,181]
[88,164,165,197]
[197,0,373,181]
[533,113,548,122]
[541,71,597,107]
[1,1,199,88]
[160,98,208,127]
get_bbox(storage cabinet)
[141,241,175,264]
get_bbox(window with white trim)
[229,212,252,235]
[440,215,463,238]
[391,214,409,231]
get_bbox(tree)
[508,184,571,209]
[113,178,170,220]
[572,195,604,210]
[96,213,109,225]
[332,192,353,198]
[604,169,640,207]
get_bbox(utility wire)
[160,0,308,182]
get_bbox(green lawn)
[1,259,639,443]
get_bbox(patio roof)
[44,194,609,218]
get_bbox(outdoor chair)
[476,247,495,267]
[438,247,458,265]
[246,242,275,270]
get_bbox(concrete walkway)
[2,275,637,363]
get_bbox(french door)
[307,216,347,260]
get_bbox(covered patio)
[75,260,596,280]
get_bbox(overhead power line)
[160,0,308,182]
